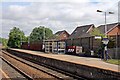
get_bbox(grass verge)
[106,59,120,65]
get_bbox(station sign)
[67,46,82,54]
[67,46,76,53]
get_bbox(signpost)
[102,38,109,60]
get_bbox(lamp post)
[97,10,114,60]
[42,26,45,51]
[97,10,114,35]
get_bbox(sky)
[1,0,119,38]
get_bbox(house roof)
[48,30,69,40]
[80,33,93,38]
[68,24,94,39]
[97,23,118,34]
[55,30,69,35]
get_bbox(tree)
[0,37,8,48]
[29,26,53,42]
[90,28,105,38]
[7,27,26,48]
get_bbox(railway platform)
[5,48,120,79]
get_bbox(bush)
[108,40,115,48]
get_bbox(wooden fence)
[66,36,101,54]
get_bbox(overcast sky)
[1,0,119,38]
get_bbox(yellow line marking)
[0,68,10,78]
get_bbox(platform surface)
[9,48,119,72]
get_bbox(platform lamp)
[42,26,45,51]
[97,10,114,60]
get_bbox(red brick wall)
[59,32,69,40]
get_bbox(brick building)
[98,23,120,59]
[98,23,120,36]
[44,30,69,54]
[98,23,120,47]
[54,30,70,40]
[66,24,101,55]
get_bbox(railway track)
[1,50,80,80]
[1,57,32,80]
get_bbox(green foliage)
[29,26,53,42]
[107,36,116,48]
[108,39,115,48]
[0,37,8,48]
[0,38,1,43]
[24,36,29,42]
[90,28,105,38]
[7,27,26,48]
[106,59,120,65]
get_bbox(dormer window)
[74,30,77,34]
[83,30,85,32]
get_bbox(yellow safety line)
[0,68,10,79]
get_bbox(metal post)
[97,10,114,60]
[104,45,107,60]
[105,12,107,35]
[104,12,107,60]
[116,32,118,59]
[42,27,45,51]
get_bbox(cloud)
[2,0,119,2]
[2,1,119,38]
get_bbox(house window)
[83,30,85,32]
